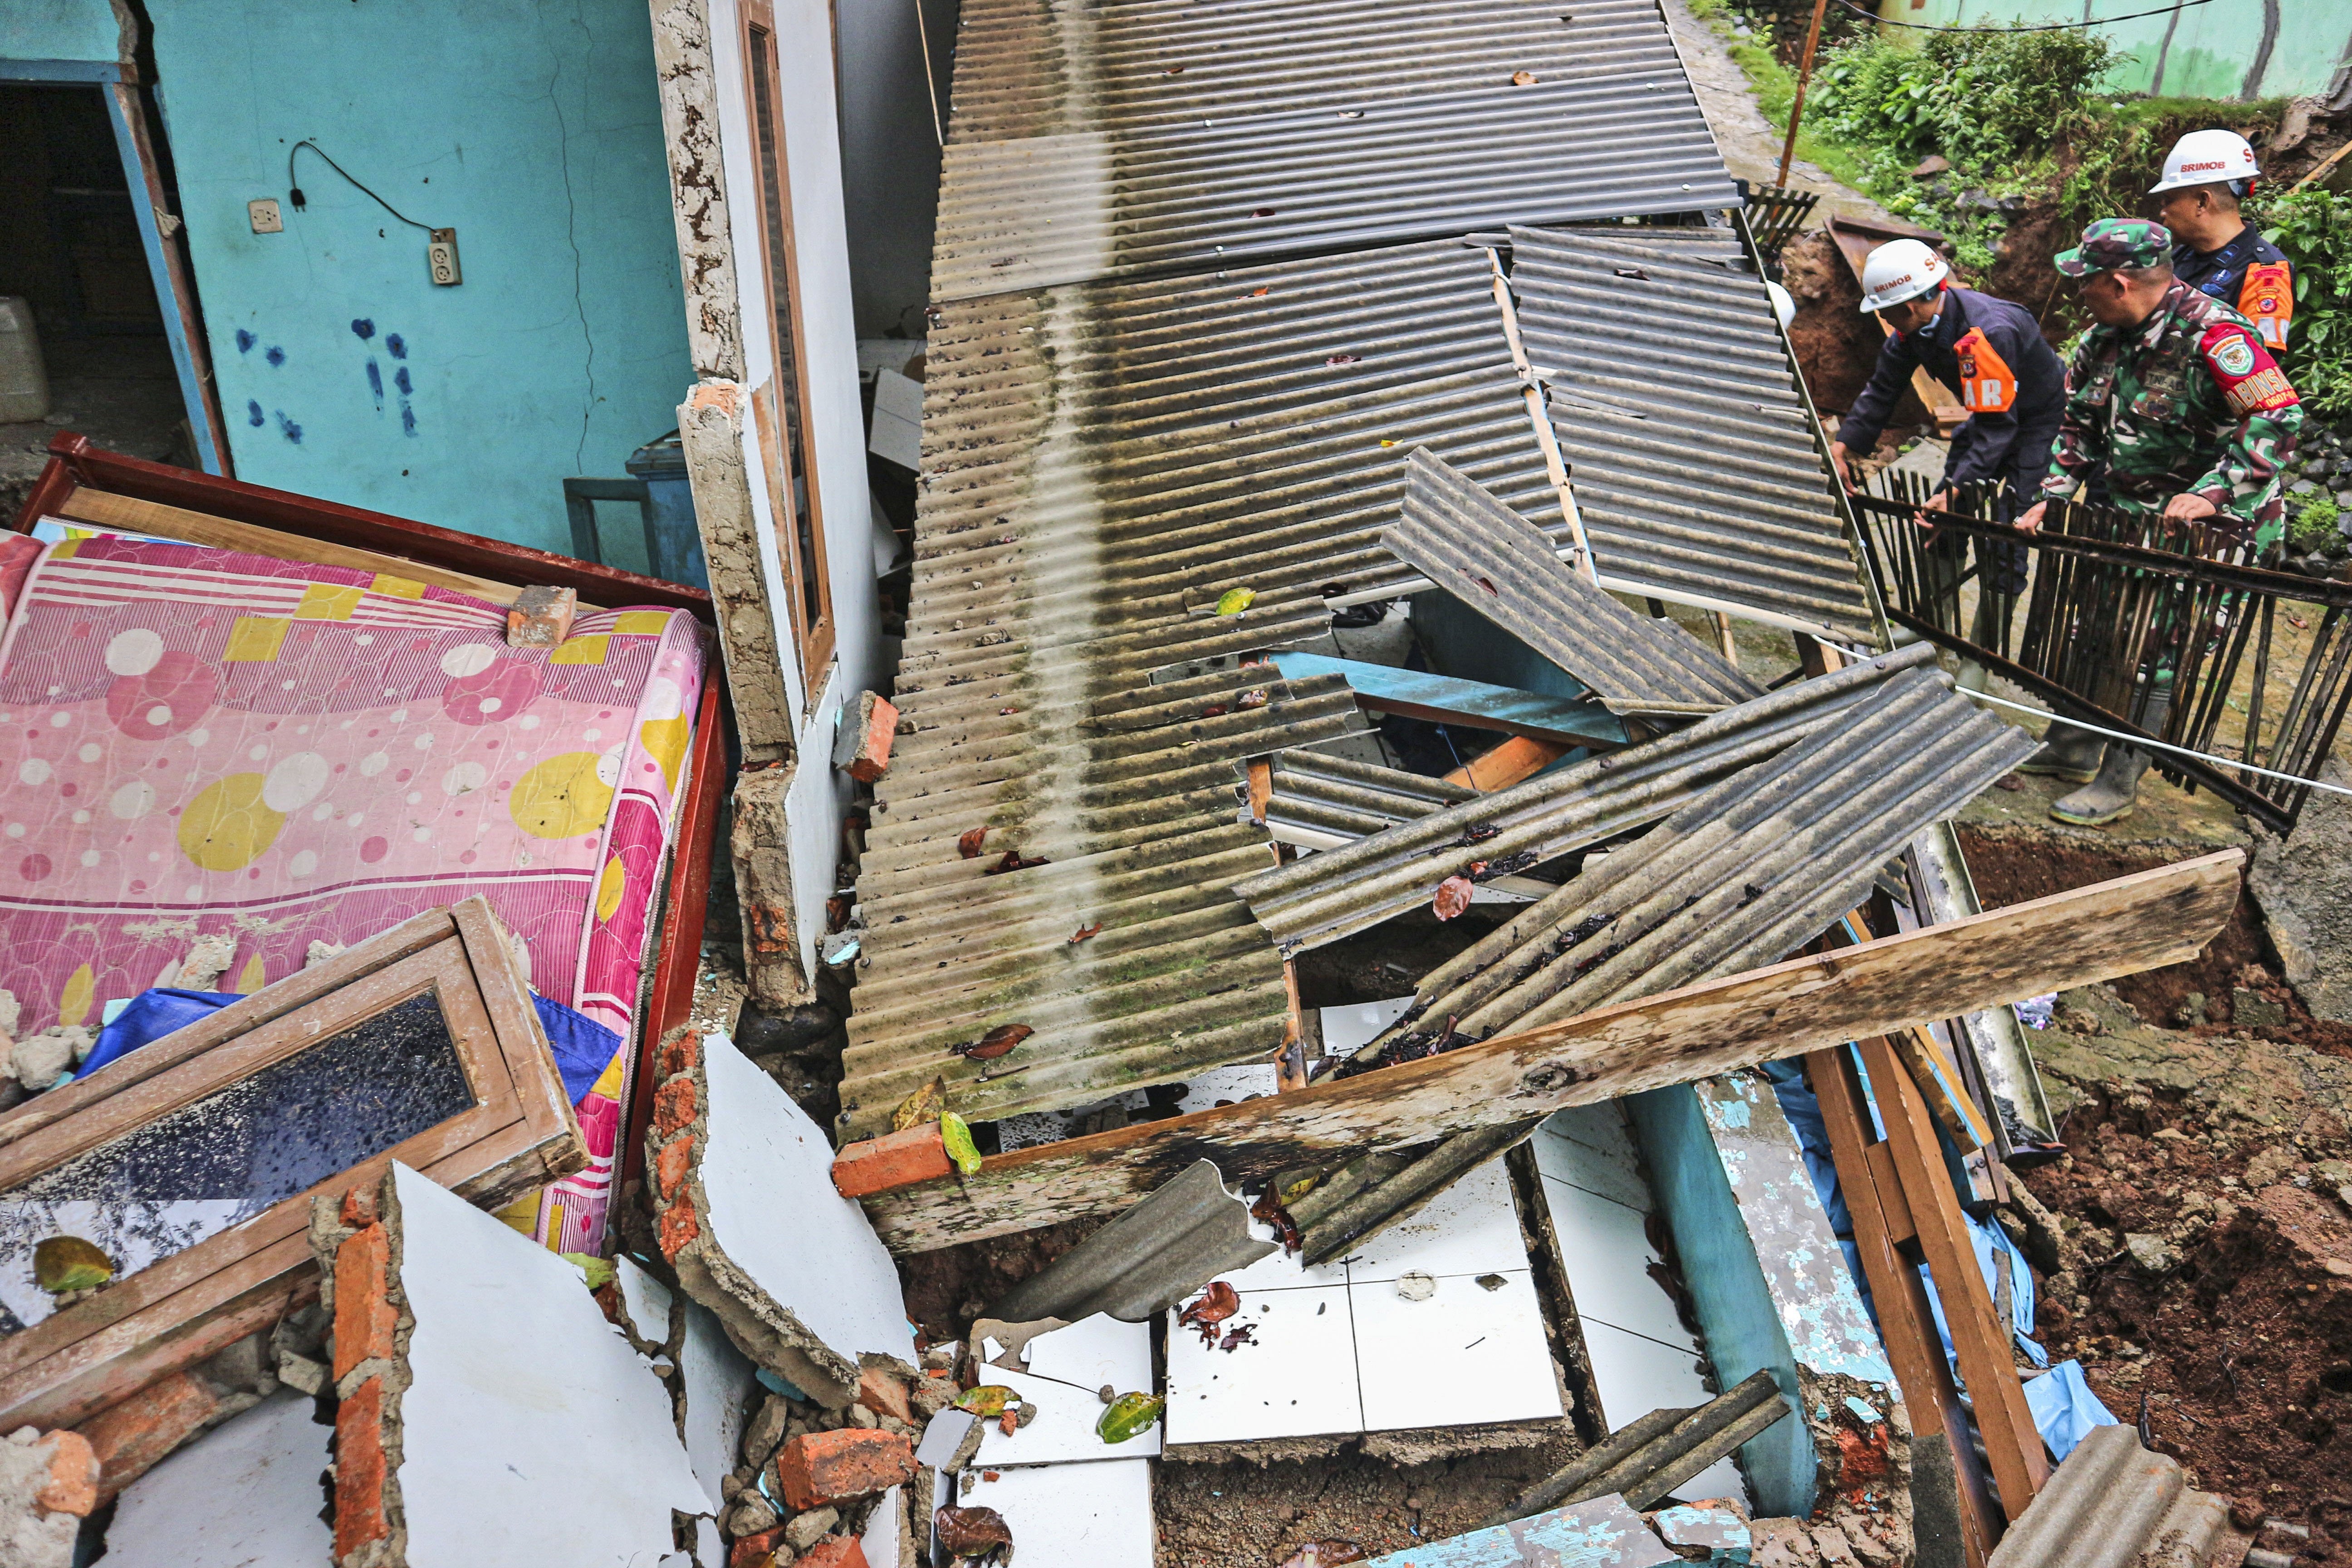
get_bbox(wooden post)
[1776,0,1834,188]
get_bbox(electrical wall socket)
[248,198,283,234]
[427,227,461,287]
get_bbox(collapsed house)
[0,0,2294,1566]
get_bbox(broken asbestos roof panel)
[333,1163,705,1568]
[1384,449,1761,717]
[1509,224,1877,644]
[649,1031,916,1406]
[103,1390,330,1568]
[1358,1490,1679,1568]
[986,1160,1274,1325]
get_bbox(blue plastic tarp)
[72,985,621,1107]
[2021,1359,2117,1461]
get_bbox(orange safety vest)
[2239,260,2293,350]
[1953,327,2017,415]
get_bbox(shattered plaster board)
[701,1030,916,1368]
[1357,1490,1679,1568]
[392,1164,706,1563]
[681,1294,759,1510]
[103,1390,331,1567]
[954,1459,1155,1568]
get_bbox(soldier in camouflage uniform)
[2014,217,2304,827]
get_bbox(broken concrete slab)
[101,1391,329,1568]
[1359,1491,1680,1568]
[0,1425,96,1568]
[647,1029,916,1407]
[327,1163,705,1567]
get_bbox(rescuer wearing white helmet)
[2151,128,2293,351]
[1829,238,2066,654]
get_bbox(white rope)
[1954,687,2352,800]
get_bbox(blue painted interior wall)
[0,1,124,65]
[143,0,693,556]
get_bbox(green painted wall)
[144,0,693,555]
[1872,0,2352,102]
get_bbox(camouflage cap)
[2054,217,2174,277]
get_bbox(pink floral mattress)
[0,532,707,1254]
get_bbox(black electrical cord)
[1829,0,2214,32]
[286,140,435,232]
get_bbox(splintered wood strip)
[1444,735,1571,791]
[855,849,2241,1251]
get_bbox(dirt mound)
[1779,228,1923,426]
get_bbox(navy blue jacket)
[2173,222,2290,309]
[1835,286,2068,491]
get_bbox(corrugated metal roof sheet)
[1384,448,1762,716]
[1987,1425,2234,1568]
[932,0,1739,300]
[1508,223,1878,642]
[1235,647,1945,955]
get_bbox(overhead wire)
[1829,0,2215,33]
[1953,686,2352,798]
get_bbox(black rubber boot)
[2050,692,2168,828]
[2019,721,2103,783]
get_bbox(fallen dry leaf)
[1250,286,1270,297]
[891,1077,948,1132]
[1511,69,1538,84]
[1071,921,1103,942]
[1178,1281,1241,1344]
[956,1385,1015,1417]
[1236,688,1270,709]
[985,849,1049,875]
[1995,774,2025,793]
[1252,206,1277,217]
[1277,1543,1367,1568]
[1325,353,1360,367]
[1475,574,1499,596]
[1219,1323,1259,1352]
[936,1504,1014,1562]
[958,827,990,858]
[954,1023,1034,1061]
[1432,874,1474,921]
[999,1409,1019,1436]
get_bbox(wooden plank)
[1860,1033,2050,1516]
[853,849,2241,1250]
[54,487,556,608]
[1891,1024,1992,1149]
[1445,735,1573,792]
[1809,1044,1995,1568]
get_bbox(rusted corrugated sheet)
[1383,448,1761,716]
[1508,223,1877,642]
[1986,1425,2234,1568]
[1236,647,1945,955]
[932,0,1737,300]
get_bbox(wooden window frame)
[0,899,583,1431]
[738,0,838,693]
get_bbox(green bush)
[2257,186,2352,418]
[2292,490,2342,550]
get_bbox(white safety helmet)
[1857,239,1949,314]
[2150,128,2259,196]
[1766,279,1796,330]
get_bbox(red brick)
[730,1525,784,1568]
[657,1030,701,1081]
[800,1538,872,1568]
[856,1366,912,1425]
[334,1376,389,1560]
[654,1135,692,1202]
[659,1196,701,1259]
[654,1076,699,1137]
[830,1126,952,1198]
[333,1224,397,1382]
[771,1428,917,1510]
[340,1183,378,1228]
[843,692,899,783]
[35,1430,96,1517]
[80,1372,223,1503]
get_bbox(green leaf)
[1096,1392,1166,1443]
[940,1111,984,1176]
[563,1252,616,1290]
[1215,587,1258,616]
[957,1384,1014,1416]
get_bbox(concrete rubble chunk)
[326,1162,706,1567]
[506,583,578,649]
[0,1426,98,1568]
[100,1391,330,1568]
[646,1030,917,1407]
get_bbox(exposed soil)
[1779,228,1920,425]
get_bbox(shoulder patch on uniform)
[2199,323,2298,416]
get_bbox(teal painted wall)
[1874,0,2352,102]
[144,0,693,555]
[0,1,125,65]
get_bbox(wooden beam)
[1445,735,1573,792]
[849,850,2241,1250]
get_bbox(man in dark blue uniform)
[1828,238,2068,653]
[2152,130,2293,353]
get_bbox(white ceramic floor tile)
[1352,1270,1563,1431]
[1539,1176,1697,1352]
[1169,1064,1281,1116]
[1342,1159,1529,1280]
[952,1459,1155,1568]
[1319,996,1415,1057]
[974,1315,1160,1465]
[1165,1284,1361,1444]
[1578,1317,1715,1430]
[1532,1107,1653,1213]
